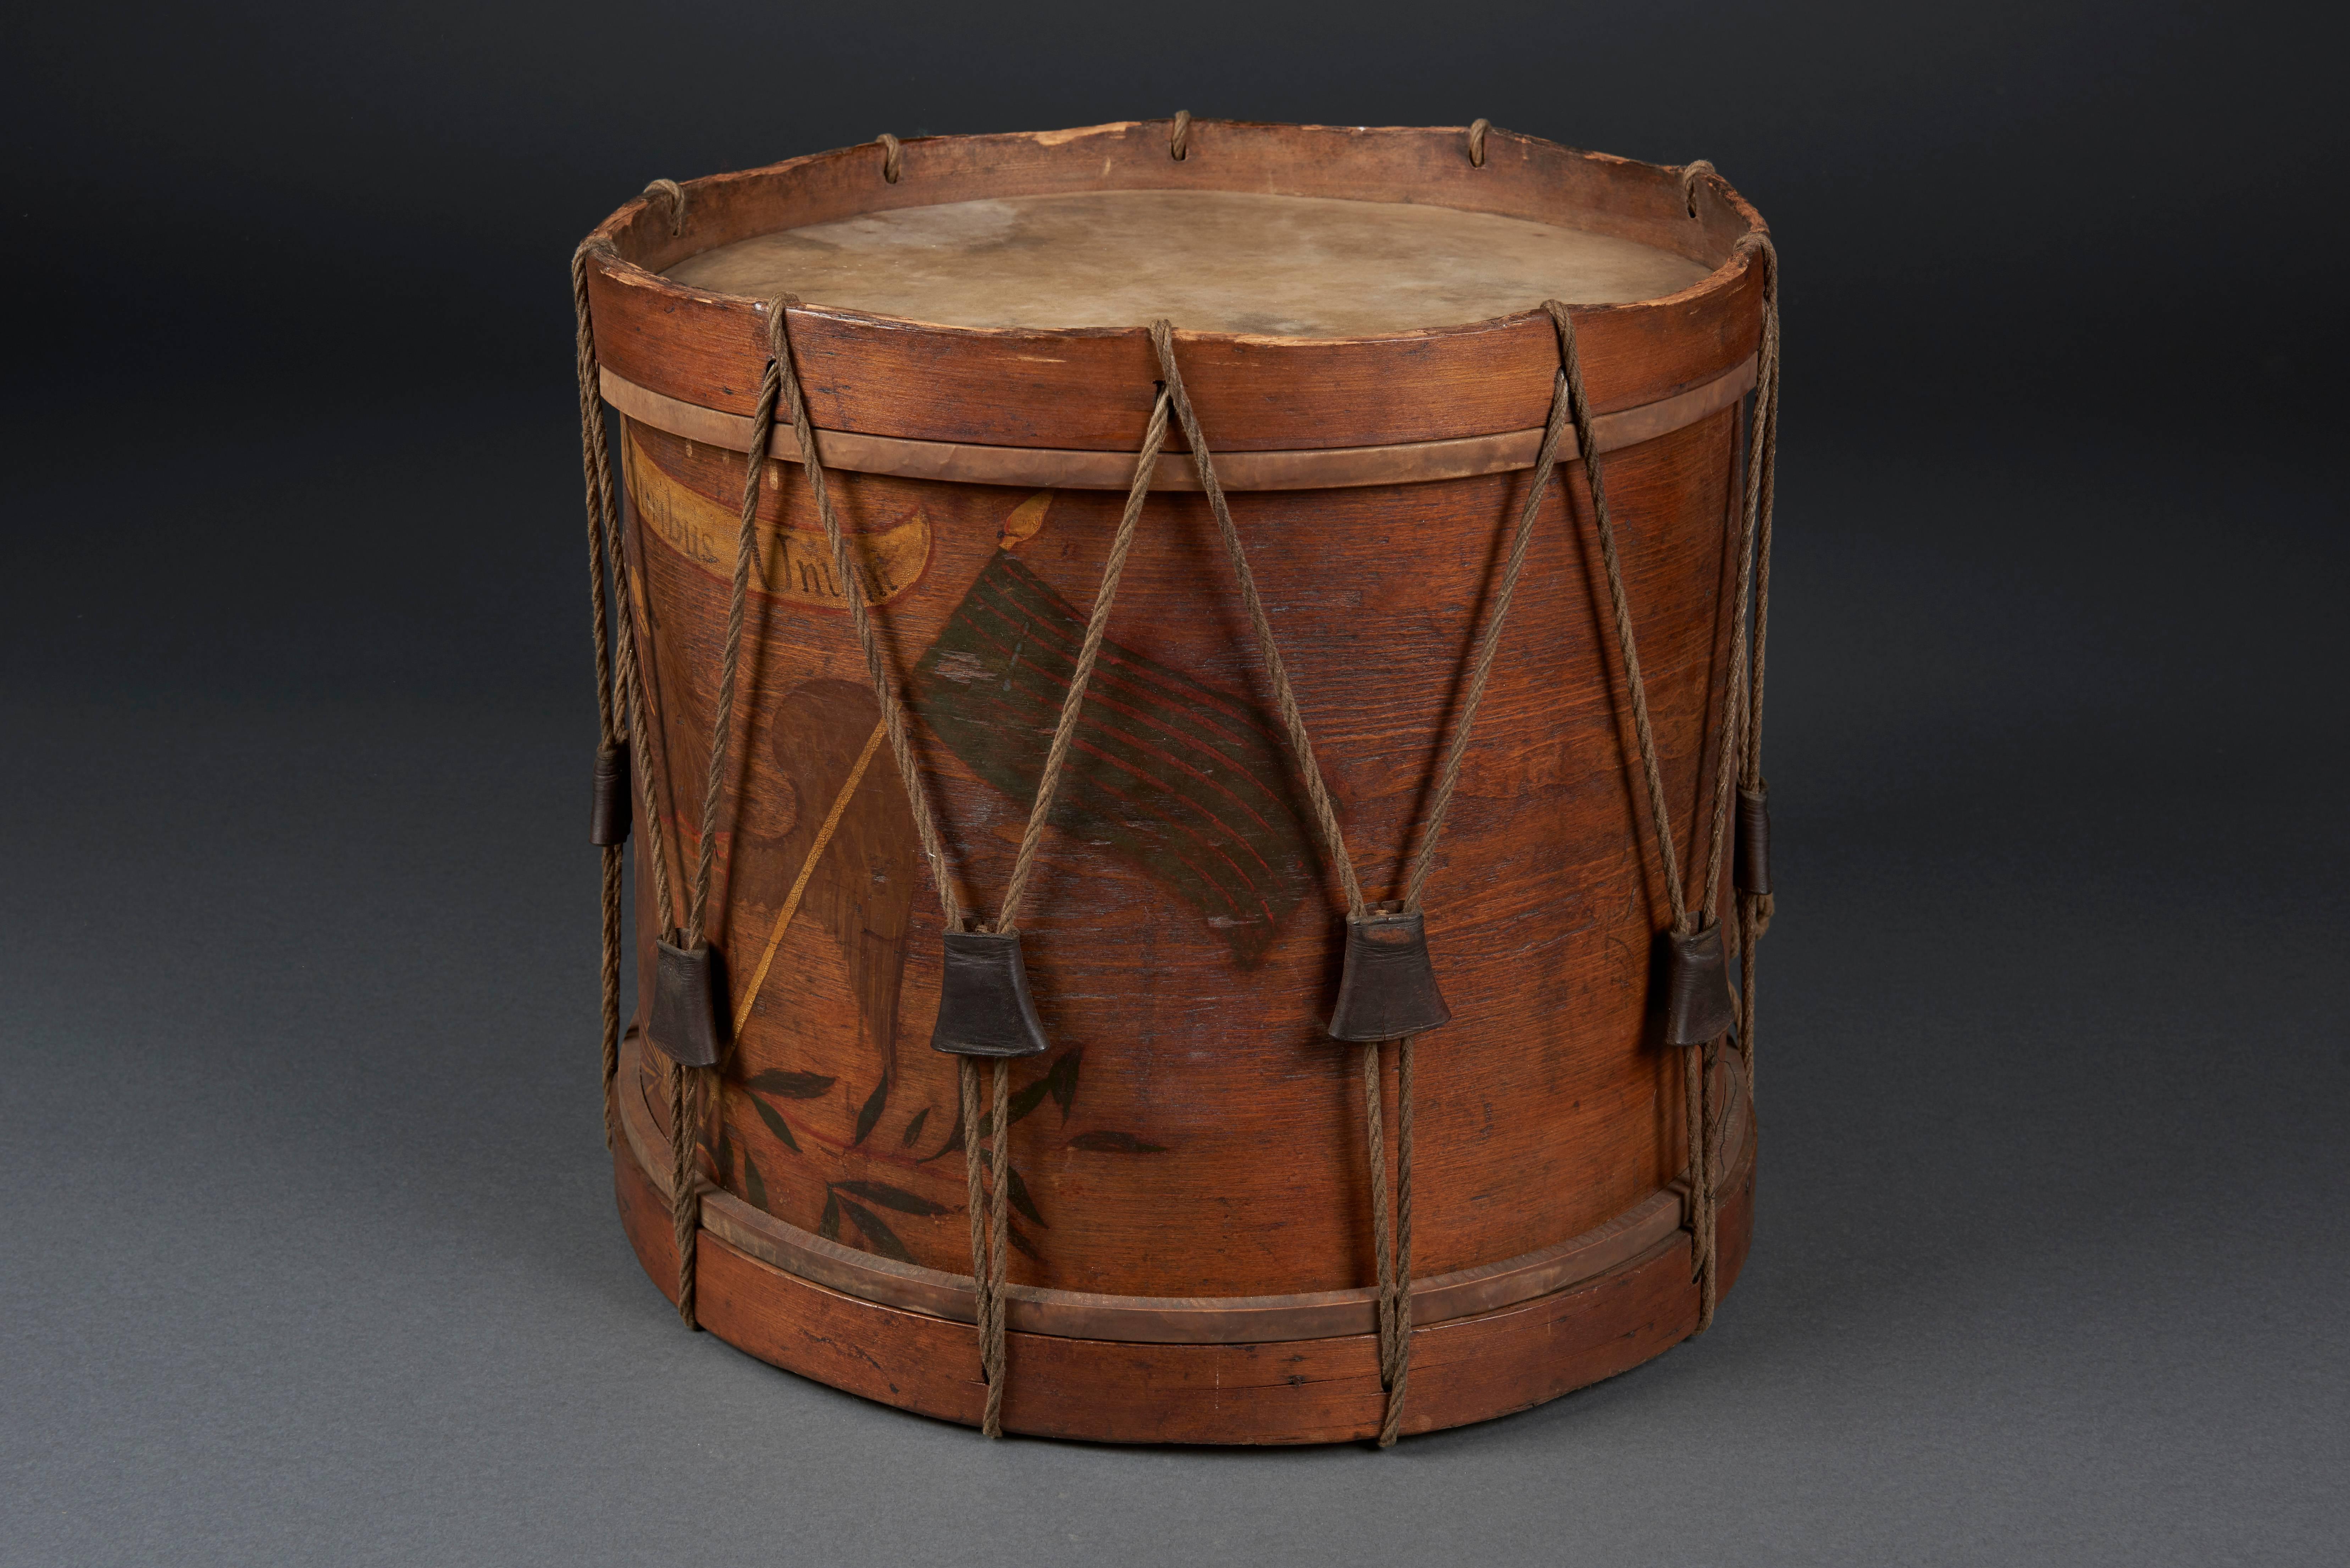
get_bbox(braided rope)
[1360,1038,1418,1446]
[1401,366,1577,911]
[572,245,627,1152]
[1735,234,1781,1116]
[1546,296,1750,1331]
[652,307,786,1328]
[1361,1041,1394,1398]
[1149,322,1365,918]
[964,383,1171,1439]
[574,238,680,1202]
[1156,321,1506,1446]
[768,300,1173,1434]
[1679,160,1717,218]
[641,178,686,237]
[995,388,1173,930]
[767,298,964,932]
[959,1057,993,1391]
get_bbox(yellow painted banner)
[626,432,931,607]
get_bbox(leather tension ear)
[930,930,1053,1059]
[648,939,724,1068]
[1326,903,1452,1044]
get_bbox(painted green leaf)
[835,1180,949,1217]
[900,1107,930,1148]
[1005,1164,1046,1228]
[1068,1130,1169,1153]
[1048,1047,1083,1124]
[1007,1223,1043,1263]
[747,1068,836,1099]
[742,1150,769,1211]
[748,1092,800,1153]
[818,1191,841,1242]
[837,1198,915,1262]
[852,1077,889,1147]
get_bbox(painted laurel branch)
[712,1045,1170,1268]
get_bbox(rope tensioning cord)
[1731,233,1782,1120]
[573,234,680,1156]
[771,293,1174,1437]
[1152,315,1604,1445]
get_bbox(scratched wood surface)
[591,123,1770,1438]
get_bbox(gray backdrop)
[4,2,2344,1563]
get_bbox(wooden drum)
[570,119,1780,1445]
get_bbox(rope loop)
[1149,320,1366,918]
[1679,159,1718,218]
[573,236,675,1156]
[641,178,687,237]
[877,133,902,183]
[1546,291,1759,1336]
[1169,110,1192,161]
[1736,228,1779,301]
[766,295,963,933]
[1466,118,1491,167]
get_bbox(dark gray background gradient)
[4,4,2345,1564]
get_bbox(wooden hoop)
[600,355,1757,493]
[618,1030,1750,1345]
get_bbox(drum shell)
[587,120,1769,1440]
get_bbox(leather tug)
[1734,784,1770,896]
[1662,922,1736,1047]
[649,938,724,1069]
[1326,906,1452,1043]
[589,742,632,846]
[930,931,1053,1059]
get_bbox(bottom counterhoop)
[608,1033,1756,1444]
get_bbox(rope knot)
[1679,159,1718,218]
[641,178,686,237]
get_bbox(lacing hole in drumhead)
[1467,118,1490,168]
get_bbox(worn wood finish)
[614,1105,1756,1442]
[617,1028,1747,1344]
[589,122,1772,1444]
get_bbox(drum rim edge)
[577,121,1771,452]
